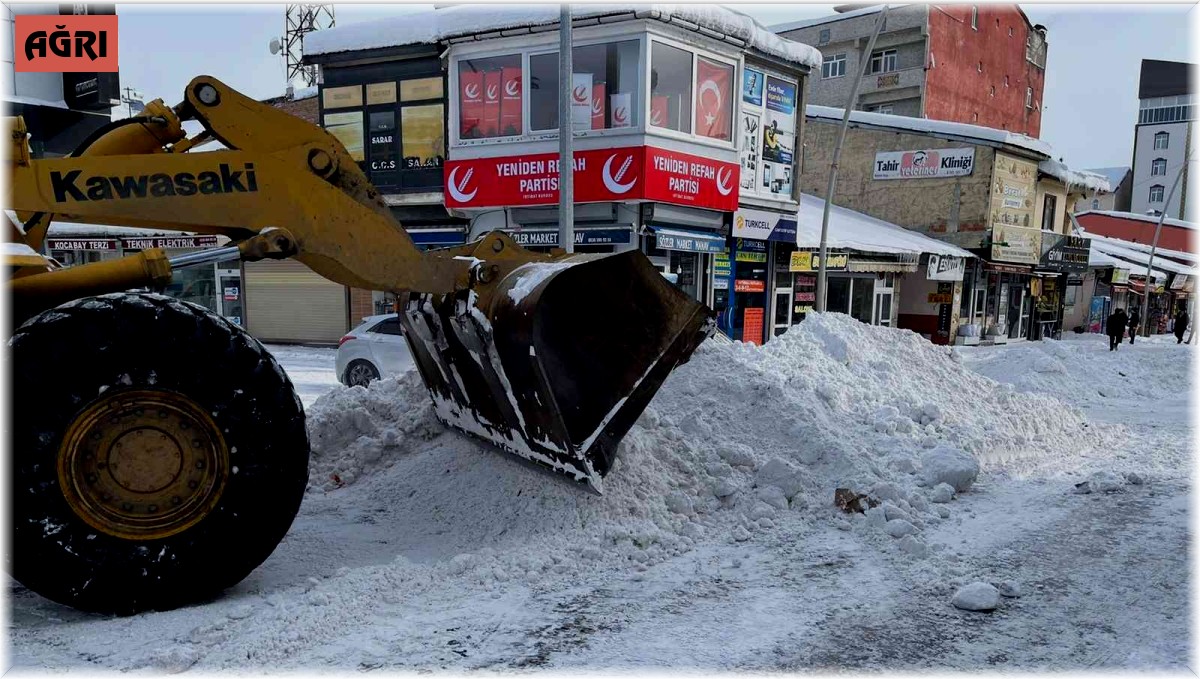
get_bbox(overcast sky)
[115,2,1195,171]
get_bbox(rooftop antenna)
[270,5,335,90]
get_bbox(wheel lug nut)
[192,439,202,448]
[158,410,168,419]
[171,496,182,505]
[121,503,133,511]
[180,422,190,430]
[195,461,205,469]
[188,481,198,489]
[147,504,157,512]
[86,474,97,483]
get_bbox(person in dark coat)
[1106,308,1127,351]
[1127,306,1141,344]
[1174,308,1189,344]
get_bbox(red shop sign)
[444,145,739,211]
[742,308,764,346]
[734,279,765,293]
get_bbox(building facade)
[773,4,1046,137]
[1072,167,1131,213]
[1129,60,1195,221]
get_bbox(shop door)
[1008,286,1029,339]
[668,250,700,300]
[772,287,792,337]
[217,267,243,327]
[873,274,894,326]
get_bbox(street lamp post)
[557,4,575,254]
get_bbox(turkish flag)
[591,82,606,130]
[460,71,483,138]
[500,66,522,136]
[695,58,732,140]
[481,70,502,137]
[650,95,669,128]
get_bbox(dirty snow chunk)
[748,501,777,521]
[997,581,1023,598]
[712,478,739,498]
[756,485,789,510]
[920,446,979,493]
[929,482,956,503]
[951,582,1001,611]
[665,492,695,516]
[936,506,951,518]
[882,502,911,522]
[1033,355,1068,374]
[1073,481,1093,495]
[732,526,752,542]
[719,443,756,468]
[834,518,853,531]
[884,519,918,538]
[1086,470,1126,493]
[1125,471,1145,485]
[865,506,888,529]
[899,535,927,558]
[755,458,804,499]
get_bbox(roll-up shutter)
[243,259,347,344]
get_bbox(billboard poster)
[571,73,593,130]
[458,71,483,137]
[761,76,797,197]
[650,95,669,128]
[740,112,761,191]
[610,93,632,128]
[991,224,1043,265]
[481,70,501,137]
[742,67,764,106]
[500,66,522,136]
[873,148,975,180]
[591,82,607,130]
[989,153,1038,230]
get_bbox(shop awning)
[1087,242,1168,283]
[1080,229,1200,277]
[795,194,974,258]
[650,227,727,253]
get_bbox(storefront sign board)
[121,235,221,250]
[733,207,797,242]
[734,279,765,293]
[873,147,975,180]
[989,153,1037,230]
[926,253,966,281]
[506,228,632,248]
[742,307,764,346]
[789,251,848,272]
[1039,234,1090,273]
[991,223,1043,265]
[46,238,117,250]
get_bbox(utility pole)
[557,4,575,253]
[816,5,888,311]
[1138,150,1189,337]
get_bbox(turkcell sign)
[873,148,975,180]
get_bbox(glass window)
[1026,87,1033,107]
[869,49,896,74]
[322,85,362,109]
[971,6,978,29]
[458,54,521,140]
[1150,185,1165,203]
[1041,194,1057,231]
[401,77,443,102]
[370,318,405,335]
[695,57,734,141]
[1155,132,1169,150]
[1092,198,1099,209]
[366,82,396,106]
[822,53,846,79]
[529,40,640,132]
[650,42,693,133]
[401,104,445,169]
[850,278,874,323]
[827,277,850,314]
[323,111,364,161]
[368,111,397,172]
[1065,285,1078,307]
[1152,158,1167,176]
[819,28,830,45]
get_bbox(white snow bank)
[807,105,1052,158]
[1039,159,1111,194]
[305,4,822,69]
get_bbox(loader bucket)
[399,250,715,491]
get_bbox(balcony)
[859,66,924,96]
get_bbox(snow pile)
[1038,158,1112,194]
[303,312,1108,578]
[305,4,822,68]
[306,372,443,488]
[807,105,1053,158]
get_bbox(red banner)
[459,71,483,138]
[650,95,669,128]
[500,66,522,136]
[15,15,118,73]
[591,82,606,130]
[481,70,502,137]
[695,58,732,140]
[734,279,765,293]
[445,146,739,211]
[742,308,764,346]
[641,147,739,211]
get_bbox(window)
[1008,27,1013,37]
[650,42,693,133]
[822,53,847,79]
[868,49,897,74]
[1154,131,1169,150]
[1149,185,1165,203]
[971,6,978,29]
[819,28,830,45]
[1065,284,1078,308]
[1041,194,1057,231]
[458,54,521,140]
[370,318,405,335]
[1152,158,1167,176]
[367,111,397,172]
[1004,75,1009,87]
[322,85,362,110]
[972,112,978,122]
[990,85,995,97]
[977,61,983,73]
[323,111,364,161]
[529,40,640,132]
[869,104,893,114]
[401,105,445,169]
[1092,199,1100,209]
[1025,87,1033,108]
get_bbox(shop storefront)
[1030,233,1091,340]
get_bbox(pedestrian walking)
[1174,307,1189,344]
[1127,307,1141,344]
[1107,307,1127,351]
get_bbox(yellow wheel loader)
[4,76,713,615]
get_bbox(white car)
[335,314,415,387]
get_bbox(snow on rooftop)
[1038,159,1111,194]
[1076,209,1200,232]
[769,4,885,34]
[1080,230,1199,277]
[1084,166,1130,190]
[305,4,822,69]
[806,105,1053,158]
[797,193,975,258]
[291,85,318,101]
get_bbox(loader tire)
[8,293,309,615]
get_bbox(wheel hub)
[58,389,229,540]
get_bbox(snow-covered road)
[7,321,1192,672]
